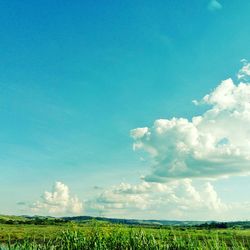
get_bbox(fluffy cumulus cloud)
[86,179,227,219]
[31,182,83,215]
[131,67,250,182]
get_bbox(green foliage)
[1,225,250,250]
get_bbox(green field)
[1,216,250,249]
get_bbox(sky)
[1,0,250,220]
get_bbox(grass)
[1,221,250,249]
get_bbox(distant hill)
[1,214,250,228]
[62,215,203,226]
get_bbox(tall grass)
[1,226,249,250]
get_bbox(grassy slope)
[0,221,250,249]
[0,215,28,222]
[1,222,250,242]
[1,216,250,249]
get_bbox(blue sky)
[1,0,250,220]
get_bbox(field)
[1,217,250,249]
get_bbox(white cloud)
[91,62,250,220]
[203,182,226,210]
[208,0,222,11]
[31,182,83,215]
[238,59,250,81]
[131,66,250,182]
[86,180,227,219]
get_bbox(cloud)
[87,61,250,220]
[208,0,222,11]
[31,182,83,215]
[238,59,250,81]
[203,182,225,210]
[16,201,26,206]
[131,65,250,182]
[86,180,228,219]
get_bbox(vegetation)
[1,216,250,249]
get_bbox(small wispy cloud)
[238,59,250,81]
[208,0,222,11]
[16,201,26,206]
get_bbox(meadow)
[1,219,250,250]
